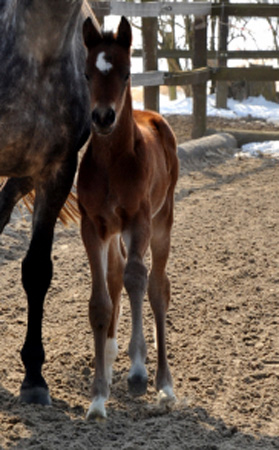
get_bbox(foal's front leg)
[123,210,150,397]
[81,217,113,419]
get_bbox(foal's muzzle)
[91,106,116,135]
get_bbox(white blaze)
[96,51,113,74]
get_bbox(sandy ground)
[1,116,279,449]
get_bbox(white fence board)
[90,1,211,18]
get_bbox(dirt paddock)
[1,116,279,449]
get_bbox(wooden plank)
[164,68,210,86]
[132,49,279,60]
[142,5,159,112]
[192,15,207,139]
[132,71,165,87]
[90,1,211,17]
[90,1,279,18]
[216,0,229,109]
[212,67,279,82]
[131,69,210,87]
[215,50,279,60]
[132,67,279,87]
[132,49,192,59]
[212,3,279,18]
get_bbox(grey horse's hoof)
[20,386,51,406]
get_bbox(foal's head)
[83,16,132,135]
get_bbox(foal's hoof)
[86,397,107,422]
[20,386,51,406]
[128,373,148,397]
[158,386,176,406]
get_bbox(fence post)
[192,15,207,138]
[142,7,159,111]
[216,0,229,108]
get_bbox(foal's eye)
[85,73,89,81]
[124,72,130,82]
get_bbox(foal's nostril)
[103,108,115,127]
[91,107,116,130]
[91,109,99,125]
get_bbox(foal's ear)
[116,16,132,49]
[83,17,102,49]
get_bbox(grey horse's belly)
[0,104,72,178]
[0,99,71,178]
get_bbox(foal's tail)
[0,177,80,226]
[23,189,80,225]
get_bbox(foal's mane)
[100,30,117,44]
[97,28,130,49]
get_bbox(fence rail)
[90,2,279,18]
[90,1,211,17]
[132,49,279,61]
[131,68,211,87]
[132,67,279,88]
[211,3,279,17]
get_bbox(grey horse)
[0,0,99,406]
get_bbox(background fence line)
[89,1,279,138]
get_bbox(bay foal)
[78,17,179,419]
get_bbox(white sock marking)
[158,386,176,405]
[86,396,107,420]
[105,338,118,384]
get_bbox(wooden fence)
[89,1,279,138]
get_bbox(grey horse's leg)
[20,154,77,405]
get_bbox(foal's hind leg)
[20,156,77,405]
[148,200,176,405]
[0,177,33,232]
